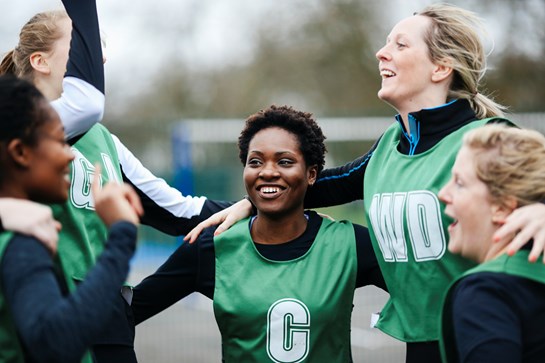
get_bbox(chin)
[447,241,461,256]
[54,192,69,204]
[35,192,68,205]
[377,92,396,108]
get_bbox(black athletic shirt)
[303,99,480,208]
[132,211,386,324]
[450,272,545,363]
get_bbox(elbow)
[82,91,105,124]
[60,78,106,139]
[80,76,106,123]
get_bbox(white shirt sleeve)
[111,134,207,218]
[51,77,105,140]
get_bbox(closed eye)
[454,177,464,188]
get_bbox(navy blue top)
[1,222,137,363]
[63,0,104,94]
[450,271,545,363]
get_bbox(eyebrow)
[248,150,296,156]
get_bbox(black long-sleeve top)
[0,222,137,363]
[450,272,545,362]
[132,211,386,324]
[303,99,480,208]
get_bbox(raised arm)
[54,0,105,140]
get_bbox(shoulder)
[454,272,511,296]
[1,234,51,282]
[483,117,517,128]
[2,233,50,261]
[352,223,367,235]
[450,271,534,357]
[452,272,524,311]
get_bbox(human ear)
[6,139,32,168]
[307,165,318,186]
[491,197,518,224]
[431,59,453,83]
[29,52,51,75]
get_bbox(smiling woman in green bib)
[131,105,386,362]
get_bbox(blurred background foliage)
[102,0,545,232]
[107,0,545,124]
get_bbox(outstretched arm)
[184,198,253,243]
[185,141,380,243]
[112,134,233,236]
[132,228,216,324]
[304,142,378,208]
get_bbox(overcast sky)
[0,0,430,93]
[2,0,543,103]
[1,1,274,93]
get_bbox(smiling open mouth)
[380,69,396,78]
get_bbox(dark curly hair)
[238,105,327,173]
[0,75,50,185]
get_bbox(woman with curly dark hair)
[131,105,385,362]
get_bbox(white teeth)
[261,187,279,193]
[380,69,396,77]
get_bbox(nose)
[376,44,390,62]
[258,163,280,179]
[437,182,451,204]
[66,145,75,161]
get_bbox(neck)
[482,227,510,262]
[33,77,58,102]
[483,244,509,262]
[395,93,451,134]
[251,211,308,245]
[0,181,27,200]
